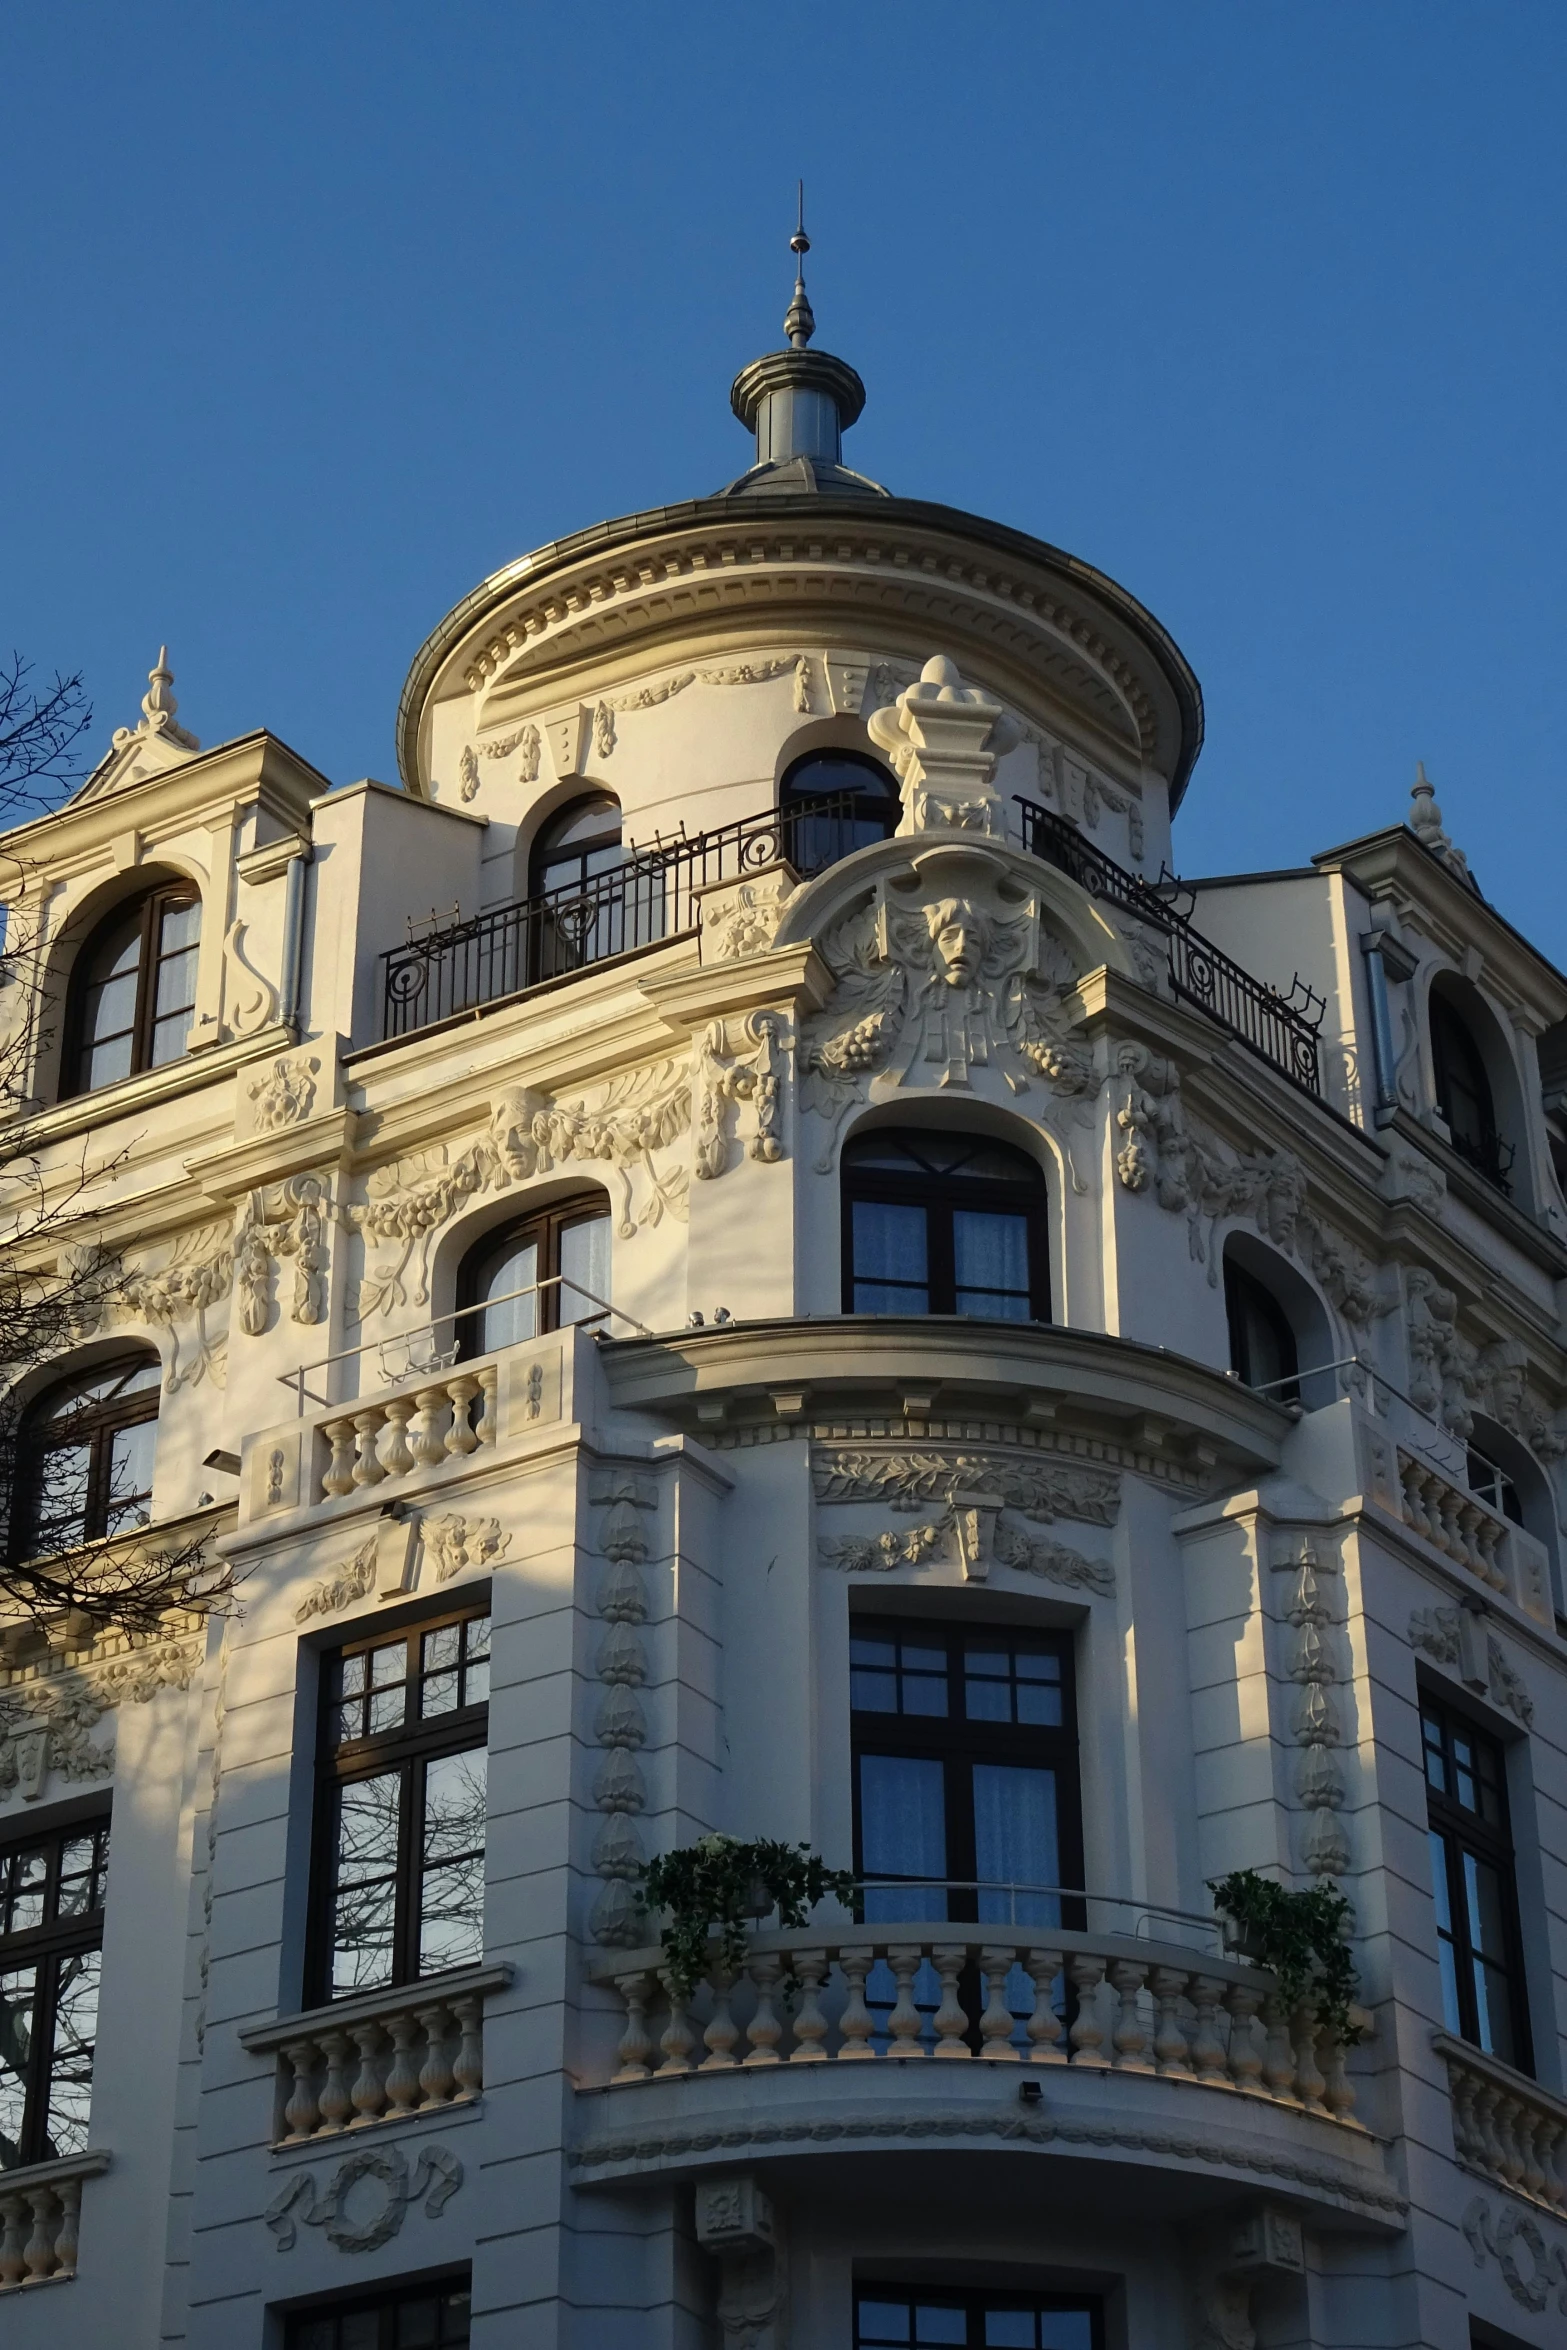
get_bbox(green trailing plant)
[640,1834,857,1997]
[1208,1868,1363,2043]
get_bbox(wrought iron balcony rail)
[1445,1121,1515,1196]
[380,794,866,1040]
[1013,796,1326,1098]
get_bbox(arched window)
[64,880,202,1097]
[1430,986,1512,1192]
[528,794,623,901]
[780,750,900,874]
[12,1354,161,1561]
[1224,1256,1300,1401]
[841,1129,1049,1322]
[455,1194,612,1358]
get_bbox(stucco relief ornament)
[247,1053,319,1132]
[0,1636,200,1800]
[695,1015,787,1177]
[265,2144,463,2254]
[68,1222,233,1390]
[813,1448,1119,1593]
[799,845,1095,1171]
[867,654,1022,837]
[699,871,795,962]
[422,1513,511,1585]
[235,1173,331,1333]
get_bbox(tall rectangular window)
[855,2287,1100,2348]
[0,1814,109,2169]
[850,1620,1082,1927]
[1423,1692,1532,2073]
[310,1606,490,2002]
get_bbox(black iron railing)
[381,795,868,1039]
[1014,795,1326,1097]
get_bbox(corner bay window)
[65,880,201,1096]
[455,1194,611,1358]
[287,2274,472,2350]
[311,1607,490,2001]
[1423,1692,1532,2071]
[856,2287,1098,2349]
[12,1353,160,1563]
[842,1129,1050,1321]
[1,1814,109,2169]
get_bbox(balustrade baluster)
[22,2191,56,2282]
[1024,1950,1067,2063]
[791,1951,831,2061]
[1150,1967,1193,2078]
[836,1948,877,2059]
[932,1946,972,2059]
[52,2180,81,2279]
[282,2037,321,2139]
[380,1395,416,1477]
[1539,2115,1567,2214]
[886,1947,927,2058]
[409,1387,449,1468]
[0,2195,27,2287]
[475,1366,499,1446]
[351,1410,388,1487]
[657,1971,697,2074]
[1109,1960,1152,2071]
[451,1994,485,2099]
[349,2020,388,2123]
[1067,1955,1107,2065]
[1261,1995,1298,2102]
[742,1954,783,2065]
[612,1972,655,2081]
[1448,2063,1480,2164]
[416,2003,456,2106]
[979,1947,1022,2059]
[318,2029,355,2132]
[1320,2025,1357,2126]
[1188,1978,1229,2086]
[1474,1514,1507,1592]
[385,2011,425,2112]
[322,1418,358,1498]
[445,1373,482,1456]
[700,1967,740,2070]
[1224,1983,1264,2093]
[1292,2007,1328,2115]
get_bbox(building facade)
[2,276,1565,2350]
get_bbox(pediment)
[71,650,201,805]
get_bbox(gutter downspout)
[1360,921,1418,1129]
[279,845,313,1039]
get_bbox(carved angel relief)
[799,847,1095,1170]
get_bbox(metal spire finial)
[783,181,815,350]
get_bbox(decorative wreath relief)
[640,1833,857,1997]
[265,2143,463,2254]
[1208,1868,1364,2045]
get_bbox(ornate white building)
[2,250,1565,2350]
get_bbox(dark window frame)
[1421,1687,1533,2074]
[306,1600,491,2006]
[453,1192,612,1359]
[62,879,202,1099]
[854,2282,1103,2349]
[1429,990,1512,1193]
[283,2269,472,2350]
[779,749,900,864]
[0,1807,111,2170]
[1223,1255,1300,1399]
[9,1351,162,1565]
[841,1131,1052,1324]
[526,792,623,902]
[849,1617,1084,1926]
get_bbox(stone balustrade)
[0,2151,109,2291]
[588,1926,1361,2125]
[239,1964,514,2144]
[318,1365,500,1504]
[1396,1451,1511,1592]
[1437,2031,1567,2215]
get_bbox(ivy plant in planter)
[640,1834,857,1997]
[1208,1868,1363,2044]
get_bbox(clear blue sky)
[4,4,1564,958]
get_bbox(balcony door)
[850,1619,1082,1928]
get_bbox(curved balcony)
[574,1914,1402,2234]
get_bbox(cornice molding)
[0,733,327,875]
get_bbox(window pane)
[953,1208,1031,1319]
[852,1200,929,1314]
[1039,2321,1094,2350]
[0,1967,36,2167]
[559,1214,611,1326]
[857,2305,912,2345]
[329,1771,402,1994]
[42,1949,99,2158]
[422,1623,462,1718]
[462,1615,491,1710]
[1428,1830,1463,2034]
[985,2316,1035,2348]
[105,1415,157,1533]
[858,1754,947,1919]
[419,1747,487,1975]
[367,1640,409,1734]
[973,1763,1062,1927]
[478,1237,539,1354]
[1,1847,48,1937]
[157,897,202,960]
[32,1439,92,1551]
[56,1829,109,1920]
[914,2313,967,2345]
